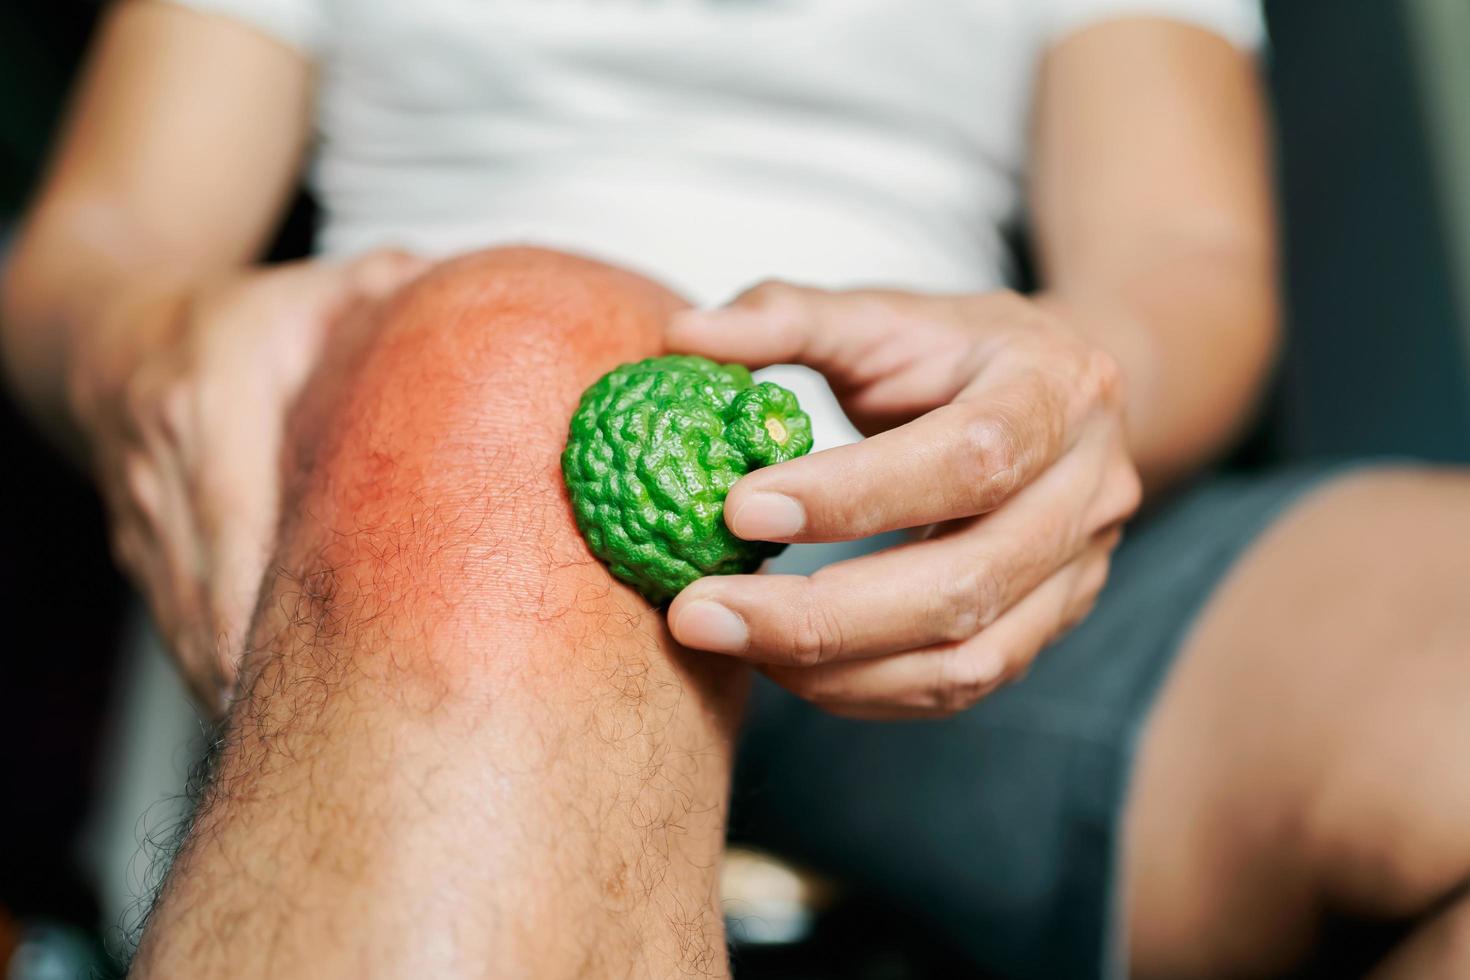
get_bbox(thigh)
[732,467,1346,980]
[1125,468,1470,979]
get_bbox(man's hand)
[665,283,1141,719]
[69,250,425,710]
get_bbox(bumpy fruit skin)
[563,355,814,603]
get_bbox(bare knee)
[1297,465,1470,539]
[1127,466,1470,976]
[296,245,684,528]
[1288,468,1470,917]
[251,247,691,694]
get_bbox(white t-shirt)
[169,0,1261,307]
[168,0,1261,456]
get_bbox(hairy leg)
[1125,469,1470,978]
[131,248,748,978]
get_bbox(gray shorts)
[730,463,1362,979]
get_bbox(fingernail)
[729,492,805,540]
[675,600,749,654]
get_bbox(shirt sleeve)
[1036,0,1266,51]
[160,0,326,54]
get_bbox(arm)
[666,19,1275,713]
[0,1,426,705]
[0,1,421,704]
[1031,17,1279,491]
[0,0,311,447]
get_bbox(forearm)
[0,212,198,451]
[1040,236,1279,492]
[1,0,311,448]
[1030,19,1278,492]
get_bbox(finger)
[106,464,227,709]
[346,247,430,299]
[117,438,206,612]
[669,432,1137,664]
[724,370,1095,543]
[671,284,992,435]
[720,382,1058,540]
[194,462,276,688]
[191,369,293,694]
[260,250,429,389]
[213,249,425,355]
[150,464,227,699]
[197,494,272,694]
[667,281,895,373]
[118,412,232,704]
[765,531,1116,720]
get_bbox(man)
[5,2,1469,976]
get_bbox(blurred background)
[2,0,1468,977]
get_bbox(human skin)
[0,4,1265,708]
[1122,468,1470,979]
[0,0,324,702]
[132,247,747,978]
[4,2,1469,976]
[663,15,1277,702]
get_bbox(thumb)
[267,248,430,330]
[343,247,432,300]
[667,280,894,379]
[244,249,431,391]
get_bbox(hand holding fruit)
[662,283,1142,720]
[563,355,813,603]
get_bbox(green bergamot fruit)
[562,355,813,603]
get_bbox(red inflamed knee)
[270,247,686,646]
